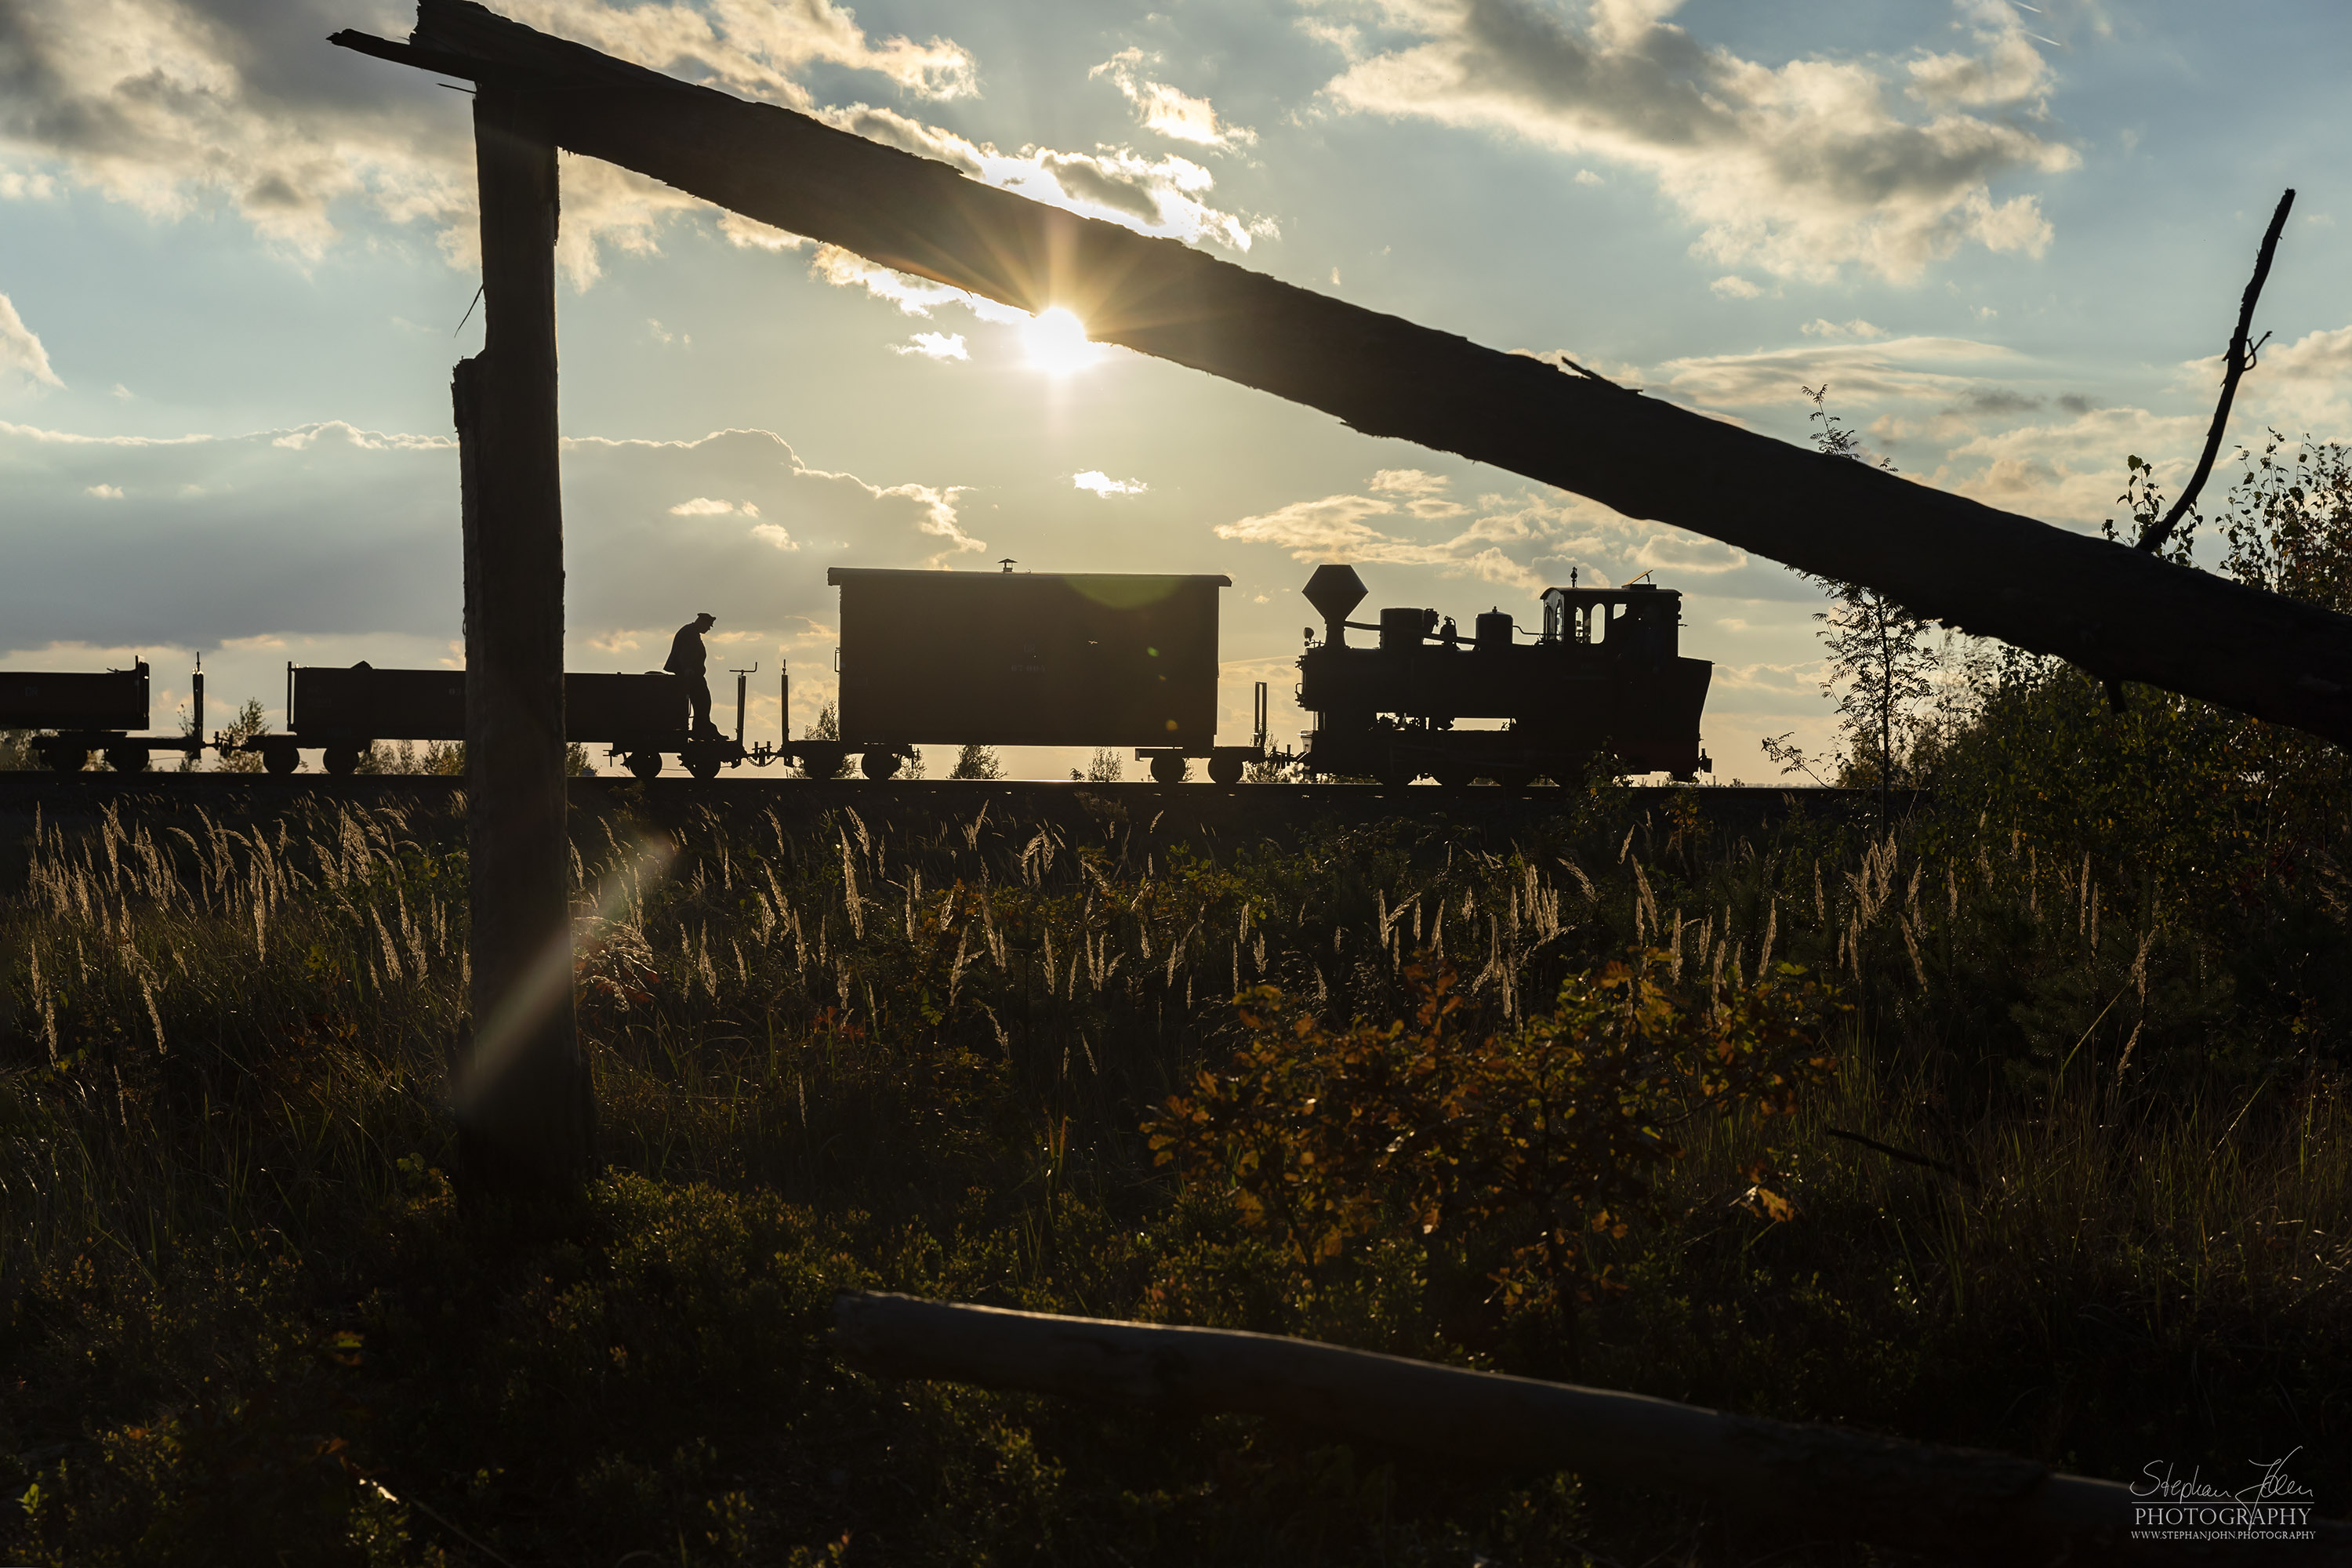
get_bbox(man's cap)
[697,611,716,620]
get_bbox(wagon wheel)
[1149,754,1187,785]
[626,752,663,781]
[324,746,361,777]
[1207,753,1245,786]
[860,750,902,781]
[263,746,300,776]
[105,744,150,774]
[685,750,723,780]
[45,743,88,773]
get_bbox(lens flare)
[1021,307,1102,375]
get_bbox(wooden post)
[450,84,592,1185]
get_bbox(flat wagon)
[0,659,206,772]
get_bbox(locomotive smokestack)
[1301,564,1368,646]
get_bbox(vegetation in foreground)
[0,437,2347,1565]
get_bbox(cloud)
[0,419,985,652]
[2192,322,2352,436]
[892,332,970,361]
[1214,466,1744,592]
[0,0,975,273]
[1710,275,1761,299]
[1800,318,1887,339]
[1073,470,1147,496]
[1312,0,2078,281]
[1091,49,1258,151]
[85,482,122,499]
[0,292,63,387]
[810,103,1277,252]
[1933,406,2206,525]
[1656,334,2022,408]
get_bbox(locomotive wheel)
[1149,754,1187,785]
[1207,753,1245,786]
[324,746,361,777]
[685,751,723,780]
[45,744,88,773]
[263,746,299,776]
[105,744,150,774]
[626,752,663,781]
[860,750,902,781]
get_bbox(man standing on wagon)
[666,611,720,740]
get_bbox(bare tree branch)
[2138,189,2296,555]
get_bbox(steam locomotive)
[1295,564,1712,786]
[2,563,1710,786]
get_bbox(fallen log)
[833,1292,2343,1562]
[332,3,2352,747]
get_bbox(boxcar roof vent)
[1302,564,1368,626]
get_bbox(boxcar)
[829,566,1257,780]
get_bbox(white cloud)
[1091,49,1258,151]
[669,497,758,517]
[1573,168,1602,186]
[1214,466,1742,591]
[0,292,64,387]
[1657,334,2022,408]
[892,332,970,361]
[0,0,975,274]
[1800,318,1886,339]
[811,103,1277,253]
[1313,0,2078,281]
[749,522,798,550]
[1710,275,1762,299]
[1073,470,1148,496]
[85,483,123,499]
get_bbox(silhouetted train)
[3,564,1708,786]
[1296,564,1712,786]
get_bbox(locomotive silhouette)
[1294,564,1711,787]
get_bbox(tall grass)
[0,785,2344,1563]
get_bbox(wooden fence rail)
[334,1,2352,746]
[834,1292,2347,1563]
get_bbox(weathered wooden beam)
[331,4,2352,746]
[450,84,593,1185]
[834,1293,2342,1561]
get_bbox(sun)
[1021,307,1102,376]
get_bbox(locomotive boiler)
[1296,564,1711,788]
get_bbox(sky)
[2,0,2348,780]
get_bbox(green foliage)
[0,779,2346,1561]
[211,698,270,773]
[797,702,846,781]
[0,730,34,771]
[1071,747,1124,783]
[1795,386,1943,793]
[1149,956,1838,1336]
[948,742,1004,780]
